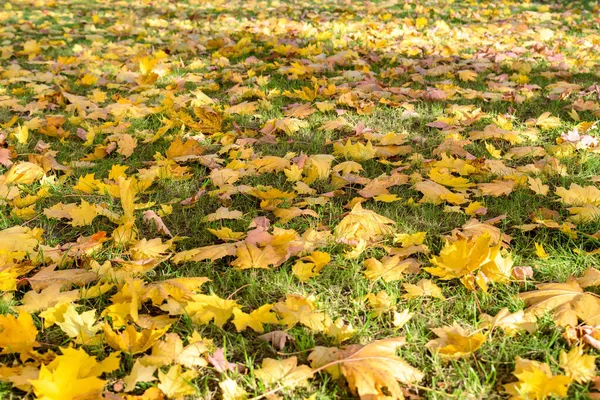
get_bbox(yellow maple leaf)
[69,200,100,226]
[165,136,204,161]
[18,284,78,314]
[0,266,19,291]
[260,117,308,136]
[334,202,395,245]
[113,133,138,158]
[123,360,157,392]
[225,101,257,115]
[319,117,349,132]
[4,162,45,184]
[232,304,279,333]
[393,231,426,247]
[0,364,38,392]
[20,40,41,59]
[13,124,28,144]
[325,318,356,344]
[528,176,549,196]
[567,204,600,223]
[80,73,98,86]
[363,290,394,317]
[426,322,486,359]
[333,140,376,161]
[519,277,600,327]
[142,277,210,306]
[577,267,600,288]
[273,207,318,224]
[231,243,285,270]
[173,243,238,264]
[284,164,303,182]
[526,112,562,130]
[485,142,502,158]
[309,337,423,399]
[426,233,513,292]
[559,346,596,383]
[364,255,419,282]
[429,168,474,189]
[457,69,477,82]
[255,357,313,389]
[476,180,516,197]
[479,308,537,336]
[184,293,241,327]
[556,183,600,206]
[219,378,248,400]
[292,251,330,281]
[415,17,428,29]
[333,161,363,176]
[55,304,101,344]
[203,207,243,222]
[392,309,413,329]
[141,332,209,369]
[464,201,486,216]
[286,62,312,78]
[402,279,445,299]
[373,194,400,202]
[210,168,241,187]
[103,323,170,354]
[414,180,453,204]
[426,234,491,282]
[73,173,101,194]
[504,357,571,400]
[251,157,290,174]
[130,237,173,260]
[43,201,100,227]
[192,106,224,133]
[273,294,329,332]
[303,154,335,184]
[157,365,198,398]
[30,347,120,400]
[0,312,39,361]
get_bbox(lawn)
[1,0,600,399]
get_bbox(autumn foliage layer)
[1,0,600,399]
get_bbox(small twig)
[412,383,458,398]
[472,352,485,377]
[275,349,313,357]
[22,214,41,226]
[61,194,107,198]
[227,284,251,300]
[471,278,483,315]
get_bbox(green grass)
[1,0,600,398]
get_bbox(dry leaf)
[426,322,486,359]
[309,337,423,399]
[258,331,294,350]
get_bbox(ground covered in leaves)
[2,0,600,399]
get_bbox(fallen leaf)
[0,312,39,361]
[208,348,242,373]
[103,323,170,354]
[258,331,294,350]
[309,337,423,399]
[123,360,157,392]
[143,210,173,237]
[364,255,419,282]
[426,322,486,359]
[255,357,312,389]
[559,346,596,384]
[157,365,198,398]
[504,357,571,399]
